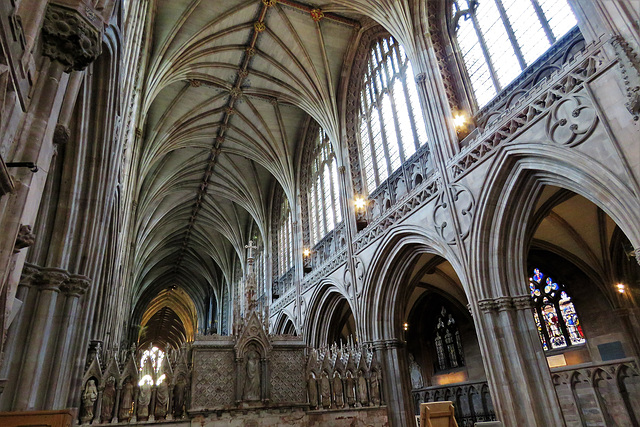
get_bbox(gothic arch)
[472,142,640,299]
[273,310,297,335]
[360,224,467,342]
[303,279,354,347]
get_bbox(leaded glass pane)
[537,0,577,40]
[502,0,550,65]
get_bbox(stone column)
[46,274,91,408]
[13,267,68,410]
[112,386,121,423]
[370,339,414,427]
[475,296,565,427]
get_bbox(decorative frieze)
[41,3,102,72]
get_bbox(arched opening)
[326,297,356,346]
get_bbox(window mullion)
[468,11,502,92]
[493,0,528,69]
[319,168,328,235]
[376,96,394,178]
[387,82,407,163]
[530,0,556,44]
[362,93,381,189]
[401,75,420,152]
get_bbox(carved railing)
[551,358,640,426]
[411,380,496,427]
[309,221,346,270]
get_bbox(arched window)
[530,268,585,351]
[308,128,342,246]
[278,198,293,275]
[138,346,166,386]
[452,0,578,107]
[434,307,465,371]
[359,35,429,194]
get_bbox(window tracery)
[138,346,165,386]
[358,35,428,194]
[451,0,578,107]
[434,307,465,371]
[308,127,342,246]
[278,197,293,276]
[529,268,585,351]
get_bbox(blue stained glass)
[533,269,543,282]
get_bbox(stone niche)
[190,311,307,413]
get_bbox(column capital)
[61,274,92,297]
[478,295,533,312]
[368,338,404,351]
[38,267,69,291]
[41,3,102,72]
[19,263,41,287]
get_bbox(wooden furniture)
[0,410,73,427]
[419,401,459,427]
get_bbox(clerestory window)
[451,0,578,107]
[359,35,429,195]
[308,128,342,246]
[530,268,586,351]
[278,198,293,275]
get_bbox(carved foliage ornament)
[546,94,598,146]
[42,4,101,72]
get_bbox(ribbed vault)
[138,288,198,349]
[131,0,363,326]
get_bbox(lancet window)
[434,307,465,371]
[278,198,294,275]
[358,35,429,194]
[138,346,166,386]
[308,128,342,246]
[530,268,585,351]
[451,0,578,107]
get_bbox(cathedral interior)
[0,0,639,426]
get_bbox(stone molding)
[41,3,102,72]
[369,339,403,351]
[38,267,70,292]
[18,263,92,295]
[478,295,532,313]
[635,247,640,266]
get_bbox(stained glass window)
[138,346,165,385]
[434,307,465,371]
[309,128,342,246]
[451,0,578,107]
[359,35,429,195]
[529,268,585,351]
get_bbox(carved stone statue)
[81,379,98,423]
[101,377,116,423]
[409,353,424,389]
[370,370,381,405]
[358,372,368,406]
[155,380,169,419]
[119,379,134,421]
[346,372,356,407]
[321,372,331,408]
[333,373,344,408]
[308,374,318,409]
[173,375,186,417]
[243,350,261,401]
[137,381,151,419]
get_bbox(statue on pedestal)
[243,350,261,401]
[155,380,169,419]
[119,378,134,421]
[81,379,98,423]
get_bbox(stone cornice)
[38,267,69,292]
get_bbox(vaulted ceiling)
[131,0,365,315]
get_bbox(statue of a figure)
[409,353,424,389]
[307,374,318,409]
[81,379,98,423]
[357,372,368,406]
[243,351,261,401]
[345,372,356,407]
[101,377,116,423]
[333,373,344,408]
[173,375,186,418]
[155,380,169,419]
[119,379,134,421]
[137,381,151,419]
[321,372,331,408]
[370,370,381,405]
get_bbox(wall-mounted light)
[354,197,367,211]
[453,113,468,130]
[616,283,626,294]
[403,322,409,331]
[303,248,311,258]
